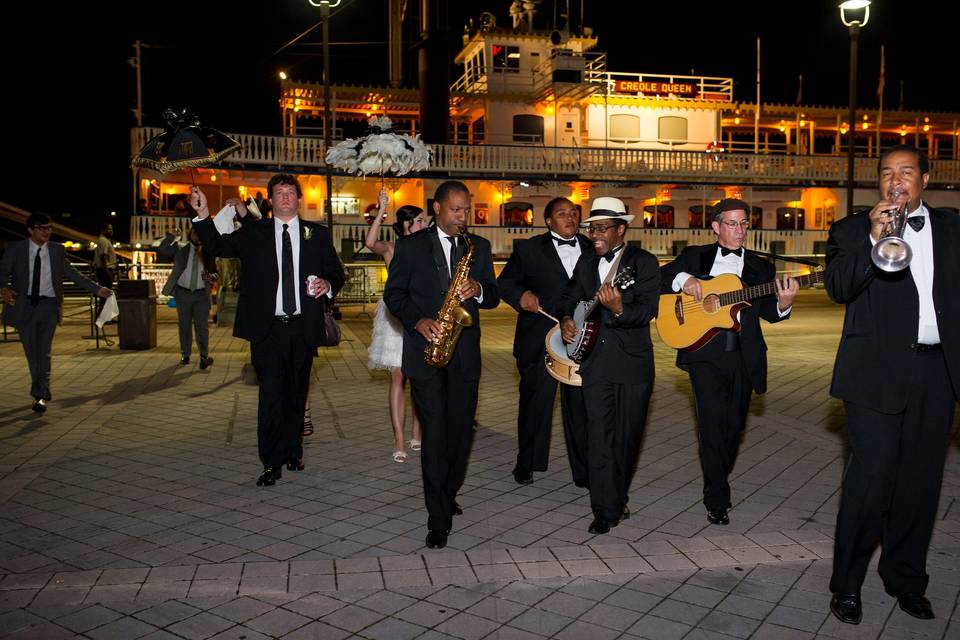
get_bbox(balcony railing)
[131,128,960,186]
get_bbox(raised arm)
[364,187,394,262]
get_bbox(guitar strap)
[601,246,626,286]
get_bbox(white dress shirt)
[27,240,55,298]
[437,226,482,303]
[551,232,581,278]
[672,246,791,317]
[176,244,206,290]
[870,203,939,344]
[274,217,302,316]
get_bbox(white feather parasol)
[325,116,431,176]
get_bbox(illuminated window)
[609,114,641,143]
[658,116,688,144]
[502,201,535,227]
[492,44,520,72]
[776,206,804,230]
[643,204,673,228]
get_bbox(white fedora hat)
[582,197,634,225]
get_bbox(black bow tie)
[720,246,743,257]
[907,216,925,232]
[554,237,577,247]
[603,246,624,262]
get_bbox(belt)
[916,343,942,353]
[274,314,302,324]
[176,285,206,292]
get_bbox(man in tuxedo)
[498,197,592,487]
[383,180,499,549]
[660,199,798,527]
[825,145,960,625]
[558,197,660,535]
[0,213,112,412]
[192,175,345,487]
[158,226,218,368]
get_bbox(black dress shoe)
[199,356,213,370]
[452,501,463,516]
[622,505,630,520]
[707,508,730,525]
[830,592,862,625]
[180,357,190,365]
[426,530,449,549]
[256,467,281,486]
[513,469,533,485]
[897,594,935,619]
[588,517,618,535]
[31,398,46,413]
[286,457,304,471]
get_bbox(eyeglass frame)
[717,220,750,230]
[585,222,624,235]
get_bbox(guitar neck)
[720,270,823,306]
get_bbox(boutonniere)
[302,226,313,241]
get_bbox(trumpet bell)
[871,236,913,273]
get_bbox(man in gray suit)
[0,213,112,412]
[157,225,217,368]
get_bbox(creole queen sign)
[614,80,698,97]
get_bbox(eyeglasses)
[587,223,618,234]
[30,224,53,231]
[719,220,750,230]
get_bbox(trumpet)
[870,188,912,273]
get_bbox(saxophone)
[425,230,475,368]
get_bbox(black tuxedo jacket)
[556,245,660,384]
[826,204,960,413]
[193,216,345,348]
[659,243,787,394]
[498,232,594,367]
[383,227,500,381]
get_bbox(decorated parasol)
[133,108,241,174]
[325,115,431,176]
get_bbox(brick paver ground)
[0,290,957,639]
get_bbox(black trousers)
[582,379,652,522]
[830,349,955,596]
[173,286,210,359]
[18,298,58,400]
[250,319,312,469]
[688,354,753,511]
[514,355,589,487]
[411,367,478,532]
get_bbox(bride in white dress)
[365,188,429,462]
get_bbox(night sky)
[2,1,956,238]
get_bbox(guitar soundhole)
[702,294,721,314]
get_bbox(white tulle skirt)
[367,299,404,370]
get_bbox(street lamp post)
[839,1,871,217]
[308,0,340,241]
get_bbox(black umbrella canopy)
[133,108,241,174]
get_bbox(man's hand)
[868,199,899,242]
[201,272,214,284]
[97,287,113,299]
[416,317,443,342]
[190,186,210,219]
[560,316,578,343]
[520,290,540,313]
[682,276,703,302]
[1,287,16,306]
[597,283,624,315]
[457,278,480,301]
[224,197,247,219]
[775,276,799,310]
[306,276,331,298]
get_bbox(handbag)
[322,299,341,347]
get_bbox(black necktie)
[554,237,577,247]
[907,216,925,232]
[30,248,41,306]
[447,236,459,276]
[281,224,296,316]
[720,246,743,257]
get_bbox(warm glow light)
[110,211,116,217]
[279,71,288,80]
[135,243,142,249]
[734,117,741,125]
[861,122,870,130]
[210,173,217,182]
[900,129,908,137]
[862,114,869,121]
[778,126,785,133]
[839,0,871,27]
[923,124,930,132]
[309,188,319,199]
[799,120,806,126]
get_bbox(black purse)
[322,298,341,347]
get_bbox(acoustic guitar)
[656,270,823,350]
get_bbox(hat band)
[589,209,625,217]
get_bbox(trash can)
[117,279,157,350]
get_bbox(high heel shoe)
[409,439,421,451]
[393,451,408,463]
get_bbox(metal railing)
[131,128,960,186]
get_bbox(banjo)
[544,266,636,386]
